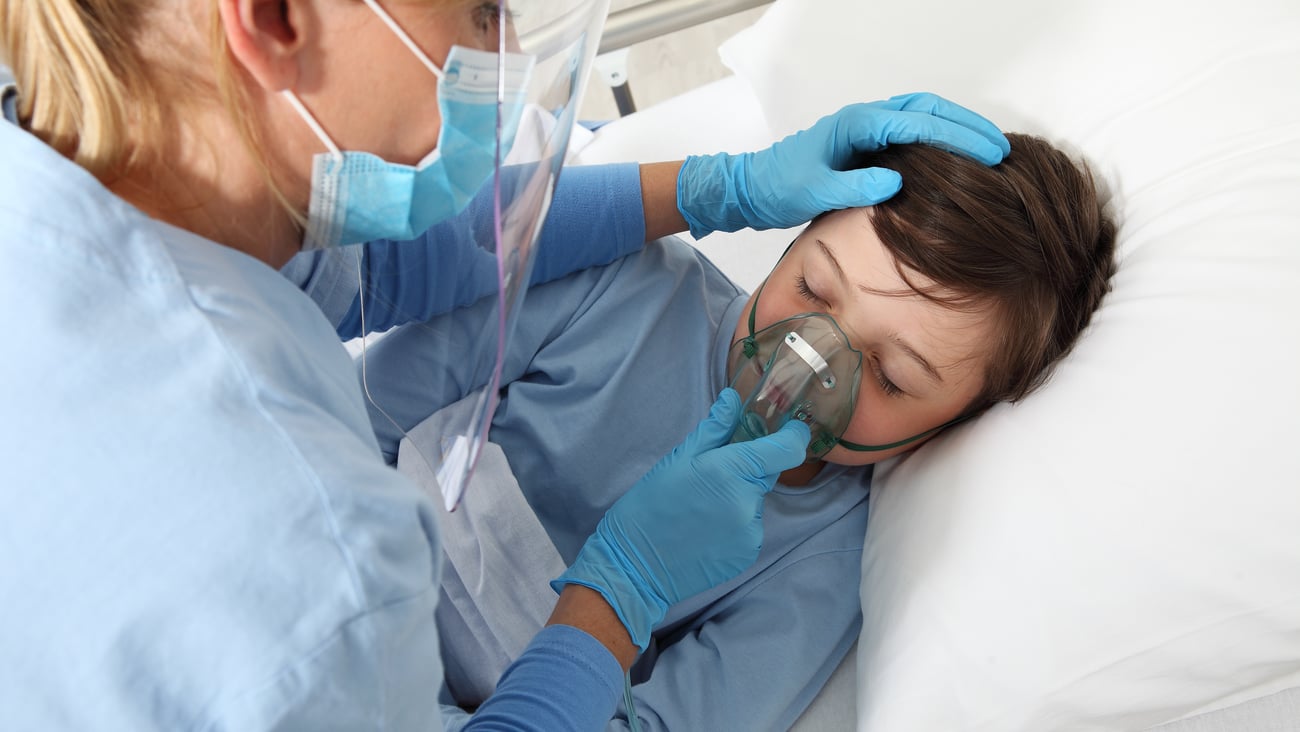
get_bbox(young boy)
[360,133,1116,730]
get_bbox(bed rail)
[598,0,773,54]
[592,0,772,116]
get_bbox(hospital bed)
[573,0,1300,729]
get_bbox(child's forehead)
[810,207,877,235]
[797,209,933,293]
[792,212,998,365]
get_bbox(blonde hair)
[0,0,160,179]
[1,0,302,227]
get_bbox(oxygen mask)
[727,312,862,460]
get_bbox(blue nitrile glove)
[676,92,1012,238]
[551,388,810,651]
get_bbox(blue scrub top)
[0,117,625,729]
[356,237,871,731]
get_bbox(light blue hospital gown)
[358,237,872,731]
[0,116,645,730]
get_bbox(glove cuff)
[677,153,756,239]
[551,534,668,652]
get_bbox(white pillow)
[723,1,1300,729]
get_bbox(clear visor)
[727,314,864,459]
[364,0,610,511]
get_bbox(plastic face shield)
[728,313,864,459]
[359,0,610,511]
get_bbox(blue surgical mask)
[283,0,535,250]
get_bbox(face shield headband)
[727,246,958,459]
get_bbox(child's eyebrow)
[891,335,944,384]
[817,238,882,298]
[816,239,848,284]
[817,239,944,385]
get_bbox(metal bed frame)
[599,0,772,54]
[594,0,773,116]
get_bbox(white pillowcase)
[721,1,1300,729]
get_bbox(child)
[359,133,1117,730]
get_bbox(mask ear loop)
[281,91,342,156]
[359,0,447,80]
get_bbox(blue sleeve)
[344,255,628,463]
[281,163,646,339]
[452,625,622,732]
[610,543,865,731]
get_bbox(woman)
[355,134,1117,730]
[0,0,1008,729]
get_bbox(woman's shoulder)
[1,194,444,725]
[2,130,437,624]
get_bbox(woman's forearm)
[639,161,689,241]
[546,585,638,671]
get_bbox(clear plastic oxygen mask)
[727,312,863,460]
[726,266,968,460]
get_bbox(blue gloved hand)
[676,92,1012,238]
[552,388,810,651]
